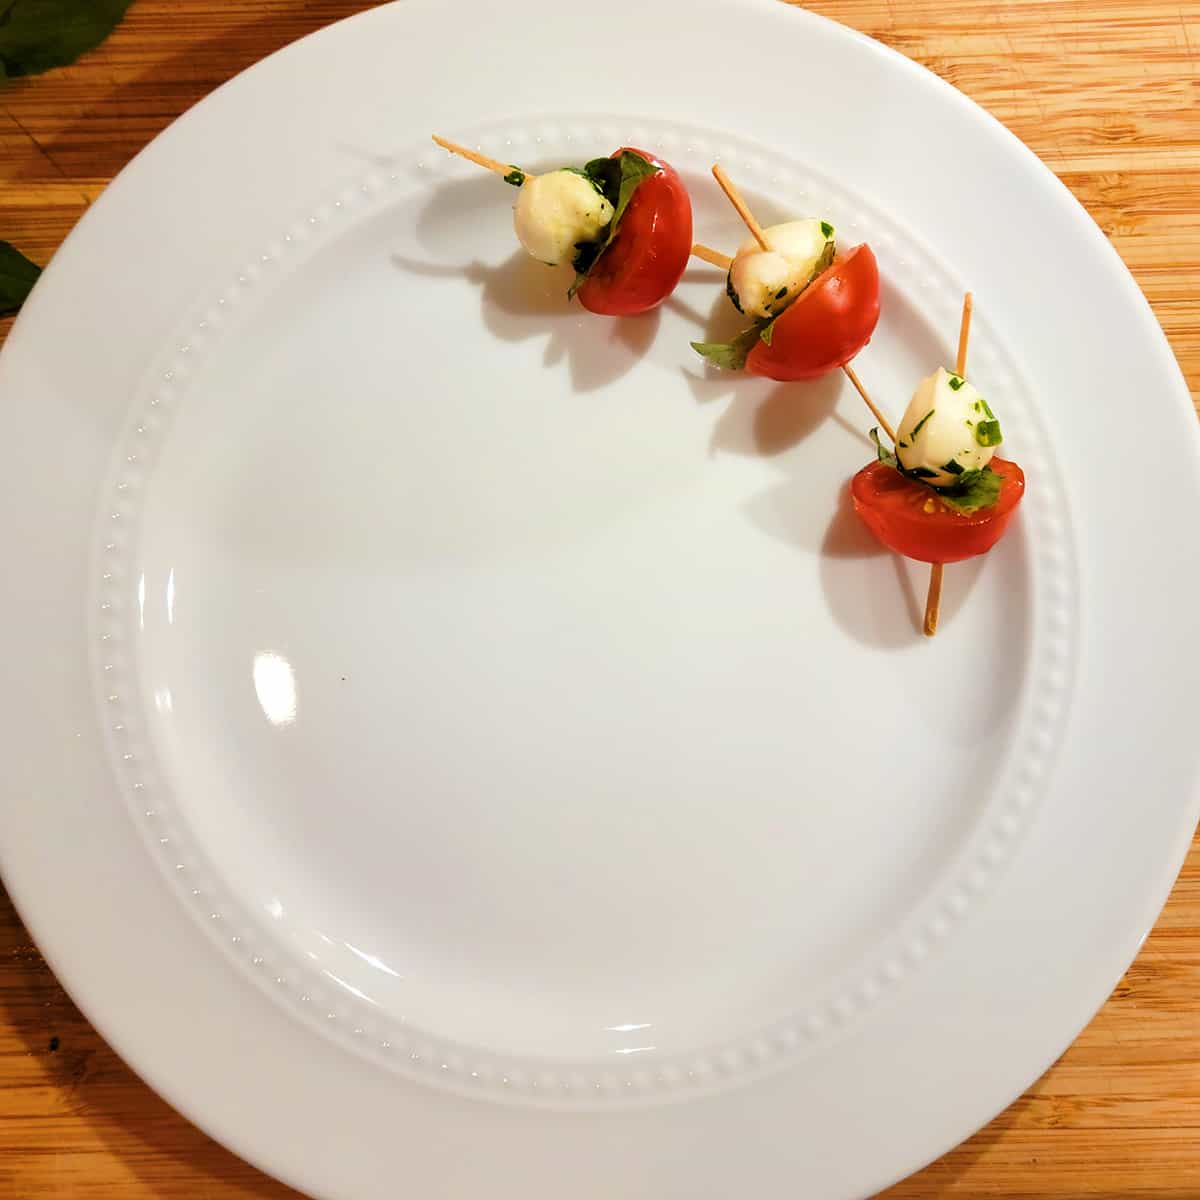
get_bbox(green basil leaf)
[568,150,659,299]
[692,309,778,369]
[0,240,41,314]
[690,325,764,372]
[0,0,132,78]
[869,427,897,468]
[935,465,1003,513]
[581,155,621,199]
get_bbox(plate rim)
[1,1,1198,1197]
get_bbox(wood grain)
[1,2,1198,1197]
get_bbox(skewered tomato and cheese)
[893,367,1002,486]
[851,369,1024,565]
[726,219,834,318]
[512,169,615,266]
[571,148,693,316]
[692,222,880,382]
[432,136,692,317]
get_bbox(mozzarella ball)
[727,219,834,319]
[895,367,1001,487]
[512,170,614,266]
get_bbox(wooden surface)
[1,1,1198,1196]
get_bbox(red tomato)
[745,244,881,382]
[577,147,693,317]
[850,456,1026,564]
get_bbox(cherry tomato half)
[577,147,693,317]
[850,456,1025,564]
[745,244,881,382]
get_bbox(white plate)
[1,0,1197,1196]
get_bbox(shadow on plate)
[395,171,662,395]
[392,249,661,394]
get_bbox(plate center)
[128,134,1033,1066]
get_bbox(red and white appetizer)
[432,136,692,315]
[849,294,1026,634]
[690,166,880,381]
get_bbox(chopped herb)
[948,375,965,391]
[941,459,965,476]
[813,237,836,277]
[978,397,995,419]
[691,324,766,371]
[873,426,1005,514]
[898,439,909,448]
[503,168,525,187]
[759,321,774,346]
[909,408,935,438]
[774,286,788,299]
[568,150,659,298]
[975,419,1003,447]
[935,465,1003,513]
[725,273,744,314]
[820,221,834,239]
[870,427,897,468]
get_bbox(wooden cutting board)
[1,2,1197,1196]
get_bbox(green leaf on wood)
[0,240,41,313]
[0,0,132,79]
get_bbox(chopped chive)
[820,221,834,239]
[759,320,775,346]
[910,409,936,438]
[975,419,1003,447]
[948,375,965,391]
[978,397,995,419]
[869,427,897,467]
[503,168,525,186]
[725,274,743,314]
[942,459,965,476]
[775,286,788,299]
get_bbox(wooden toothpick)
[690,234,890,443]
[431,134,524,180]
[955,291,974,378]
[923,562,945,637]
[691,243,732,269]
[842,364,895,445]
[924,291,974,638]
[710,165,772,252]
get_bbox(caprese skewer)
[850,293,1026,635]
[689,165,881,384]
[431,135,692,315]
